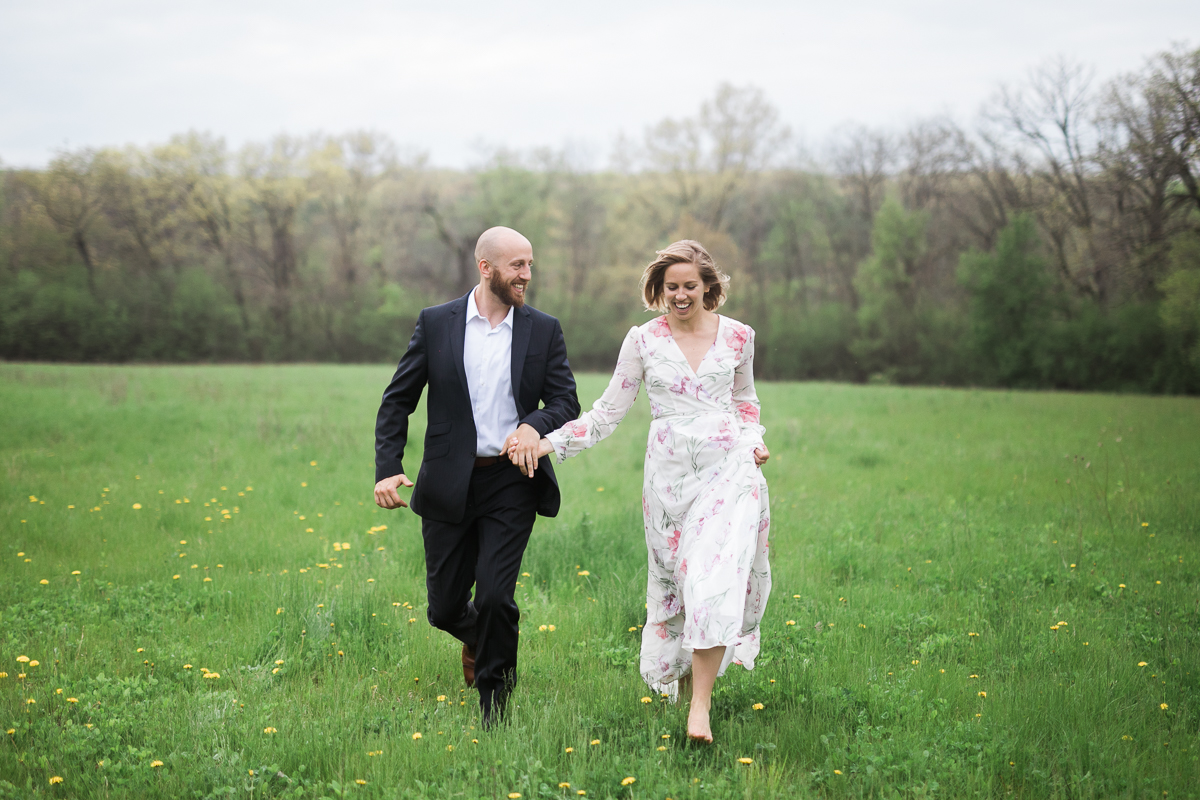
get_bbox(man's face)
[486,240,533,308]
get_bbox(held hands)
[374,473,414,509]
[754,445,770,467]
[506,424,553,477]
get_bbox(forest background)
[2,46,1199,394]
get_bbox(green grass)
[1,363,1198,799]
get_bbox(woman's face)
[663,262,706,322]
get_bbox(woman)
[511,240,771,743]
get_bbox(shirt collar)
[466,288,514,329]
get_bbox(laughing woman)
[509,240,771,743]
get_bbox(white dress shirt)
[464,289,520,457]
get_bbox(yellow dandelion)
[548,625,556,631]
[834,769,843,775]
[67,697,78,703]
[978,691,987,697]
[577,570,590,576]
[356,779,367,785]
[786,620,795,626]
[1142,522,1149,527]
[508,794,522,799]
[559,784,571,789]
[71,570,80,575]
[5,729,12,735]
[173,575,180,580]
[437,695,447,702]
[150,760,163,768]
[590,739,600,746]
[564,747,574,753]
[412,732,423,740]
[39,579,49,585]
[1139,662,1148,667]
[28,660,38,667]
[640,696,652,704]
[1161,703,1169,710]
[752,702,764,710]
[621,777,636,786]
[132,503,142,509]
[661,734,670,739]
[49,776,63,785]
[16,656,29,663]
[539,625,548,632]
[738,757,754,764]
[26,699,35,705]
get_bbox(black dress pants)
[421,460,540,722]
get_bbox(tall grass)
[1,364,1197,798]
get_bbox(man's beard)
[489,271,526,307]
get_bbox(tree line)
[2,45,1198,393]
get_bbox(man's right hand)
[374,474,414,509]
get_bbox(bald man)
[373,227,580,728]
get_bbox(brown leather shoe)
[462,644,476,688]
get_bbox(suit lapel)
[448,292,471,401]
[510,305,531,417]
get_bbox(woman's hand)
[753,445,770,466]
[509,437,556,476]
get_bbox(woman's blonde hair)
[640,240,730,312]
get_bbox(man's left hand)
[505,423,542,477]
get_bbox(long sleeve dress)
[545,314,772,690]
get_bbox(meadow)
[1,363,1197,799]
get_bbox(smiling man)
[373,226,580,728]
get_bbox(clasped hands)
[506,423,553,477]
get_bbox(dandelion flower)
[1161,703,1169,710]
[1139,662,1148,667]
[71,570,80,575]
[132,503,142,509]
[564,747,574,753]
[4,729,12,735]
[590,739,600,746]
[26,699,35,705]
[786,620,795,626]
[738,757,753,764]
[657,745,667,751]
[640,696,652,704]
[412,732,423,740]
[559,784,571,789]
[28,661,38,667]
[661,734,670,739]
[978,691,987,697]
[539,625,548,632]
[67,697,78,703]
[833,769,843,775]
[49,776,63,785]
[621,777,636,786]
[173,575,180,580]
[150,760,163,768]
[577,570,590,576]
[508,794,522,799]
[39,579,49,585]
[752,703,764,710]
[548,625,556,632]
[356,779,367,785]
[16,656,29,663]
[437,695,446,702]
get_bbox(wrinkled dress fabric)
[546,315,771,690]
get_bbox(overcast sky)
[0,0,1196,169]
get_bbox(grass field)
[1,363,1198,799]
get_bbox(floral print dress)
[546,314,771,690]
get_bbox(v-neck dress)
[546,314,772,688]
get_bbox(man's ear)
[478,259,490,278]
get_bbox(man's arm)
[519,317,580,436]
[507,317,581,476]
[374,311,429,506]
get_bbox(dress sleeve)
[732,326,766,450]
[545,327,644,464]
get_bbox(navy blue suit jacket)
[374,292,581,524]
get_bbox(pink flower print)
[678,558,688,577]
[667,528,681,555]
[668,375,699,398]
[650,401,663,417]
[758,517,770,534]
[652,622,670,640]
[651,316,672,338]
[691,604,712,631]
[707,423,737,450]
[662,592,681,616]
[735,401,759,424]
[723,324,749,358]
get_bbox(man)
[373,226,580,727]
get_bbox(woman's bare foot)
[686,705,713,743]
